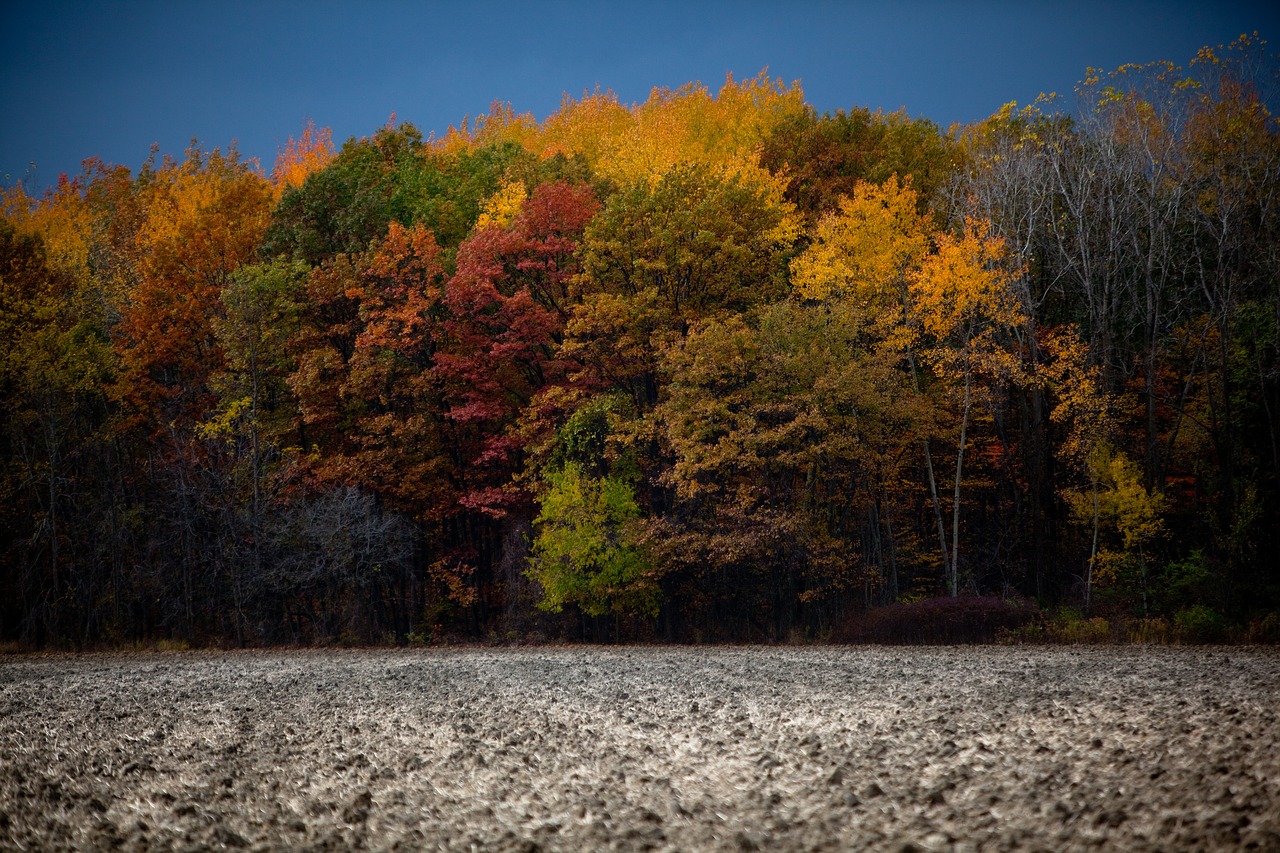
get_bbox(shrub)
[832,596,1039,644]
[1246,612,1280,644]
[1174,605,1227,643]
[1055,615,1111,644]
[1124,618,1170,644]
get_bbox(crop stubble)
[1,646,1277,851]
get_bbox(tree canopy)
[4,42,1280,646]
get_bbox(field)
[2,646,1277,851]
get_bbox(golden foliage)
[271,120,336,195]
[910,217,1026,382]
[2,178,94,282]
[473,178,528,232]
[789,177,929,307]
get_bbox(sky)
[2,0,1278,190]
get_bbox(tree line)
[2,38,1278,647]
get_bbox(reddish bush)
[832,596,1040,644]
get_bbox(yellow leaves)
[910,219,1026,389]
[1098,86,1126,107]
[474,179,528,232]
[1066,443,1166,582]
[197,395,251,441]
[438,70,805,199]
[562,71,804,186]
[1099,451,1166,552]
[1038,325,1114,471]
[537,89,633,164]
[1193,45,1221,67]
[788,180,1029,394]
[436,100,540,156]
[789,178,928,305]
[790,182,1028,383]
[912,218,1023,338]
[134,148,272,277]
[2,178,93,282]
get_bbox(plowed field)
[2,647,1277,851]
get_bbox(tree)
[536,71,807,188]
[789,178,954,591]
[205,260,308,602]
[912,218,1028,595]
[0,218,113,645]
[432,181,599,519]
[264,121,427,264]
[528,462,656,619]
[1039,325,1116,611]
[1067,445,1167,615]
[653,301,920,635]
[271,120,336,196]
[569,161,799,409]
[109,144,273,439]
[760,106,955,224]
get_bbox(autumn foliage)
[3,40,1280,647]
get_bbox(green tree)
[264,123,536,265]
[205,260,308,604]
[568,161,798,410]
[760,106,955,223]
[528,463,656,618]
[1,218,113,644]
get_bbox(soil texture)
[2,646,1277,851]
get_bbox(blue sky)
[2,1,1277,190]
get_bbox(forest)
[2,37,1278,647]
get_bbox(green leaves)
[529,463,656,618]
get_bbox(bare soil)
[1,646,1277,851]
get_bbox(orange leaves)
[910,217,1026,381]
[111,146,274,435]
[366,221,445,292]
[355,223,446,372]
[435,100,539,157]
[271,120,336,195]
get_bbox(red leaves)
[428,183,597,516]
[286,183,597,534]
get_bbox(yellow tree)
[790,178,954,588]
[537,89,637,167]
[1067,447,1166,615]
[1,176,95,285]
[532,71,805,199]
[1038,325,1116,611]
[911,218,1027,595]
[789,177,930,337]
[435,101,539,158]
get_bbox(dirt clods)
[2,646,1277,850]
